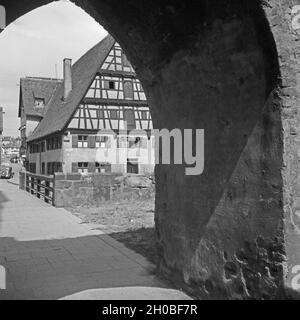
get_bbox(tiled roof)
[18,77,62,118]
[27,35,115,142]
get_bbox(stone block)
[55,181,72,190]
[66,174,82,181]
[54,173,66,181]
[123,175,153,188]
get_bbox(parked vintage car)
[0,164,14,179]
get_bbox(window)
[78,135,88,148]
[46,162,62,175]
[110,110,118,118]
[141,111,148,120]
[96,136,108,148]
[51,136,62,149]
[109,81,115,90]
[25,161,30,171]
[30,143,41,153]
[56,162,62,173]
[58,136,62,149]
[29,163,36,174]
[95,162,112,173]
[53,137,57,149]
[127,159,138,174]
[47,163,53,175]
[95,162,101,173]
[46,136,61,150]
[46,139,50,150]
[78,162,88,173]
[104,80,116,90]
[41,141,45,152]
[34,98,45,108]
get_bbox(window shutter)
[72,135,78,148]
[124,81,134,99]
[103,80,110,90]
[72,163,78,173]
[89,135,96,148]
[88,162,96,173]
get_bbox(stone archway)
[1,0,300,299]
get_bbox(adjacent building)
[19,35,155,176]
[18,77,62,157]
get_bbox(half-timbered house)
[24,35,154,175]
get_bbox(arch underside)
[2,0,300,299]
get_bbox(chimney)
[63,58,72,100]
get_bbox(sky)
[0,0,108,137]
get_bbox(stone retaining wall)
[19,171,155,207]
[54,173,155,207]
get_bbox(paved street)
[0,179,190,300]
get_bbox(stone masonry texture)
[53,173,155,207]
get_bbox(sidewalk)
[0,180,191,300]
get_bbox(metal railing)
[25,172,54,205]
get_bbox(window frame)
[103,80,116,90]
[78,135,89,148]
[95,136,108,148]
[78,162,89,173]
[95,162,112,173]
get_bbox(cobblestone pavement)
[0,180,191,300]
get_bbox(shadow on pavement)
[110,227,156,265]
[0,179,190,300]
[0,234,189,300]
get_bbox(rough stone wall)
[54,173,154,207]
[151,14,284,299]
[5,0,300,299]
[263,1,300,299]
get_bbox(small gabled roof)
[18,77,62,118]
[28,35,115,142]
